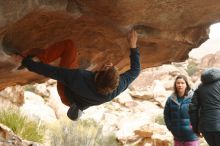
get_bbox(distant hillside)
[189,38,220,59]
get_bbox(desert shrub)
[47,118,119,146]
[154,114,165,125]
[97,133,119,146]
[0,108,45,143]
[186,61,198,76]
[23,84,35,92]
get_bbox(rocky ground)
[2,50,219,145]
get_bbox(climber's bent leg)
[36,39,78,106]
[36,39,77,68]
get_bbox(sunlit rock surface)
[1,0,220,89]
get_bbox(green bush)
[186,62,198,76]
[97,133,118,146]
[154,114,165,125]
[47,118,119,146]
[0,108,45,143]
[23,84,35,92]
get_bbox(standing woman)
[164,75,199,146]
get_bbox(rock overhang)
[0,0,220,90]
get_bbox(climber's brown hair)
[95,66,119,95]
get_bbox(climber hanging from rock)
[10,29,141,121]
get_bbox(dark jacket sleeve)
[22,56,78,85]
[117,48,141,91]
[189,88,200,133]
[164,98,172,131]
[106,48,141,99]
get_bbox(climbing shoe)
[67,103,83,121]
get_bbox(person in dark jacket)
[11,29,141,121]
[189,68,220,146]
[164,75,198,146]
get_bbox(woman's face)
[175,78,187,95]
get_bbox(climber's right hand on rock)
[11,53,24,63]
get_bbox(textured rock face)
[0,0,220,90]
